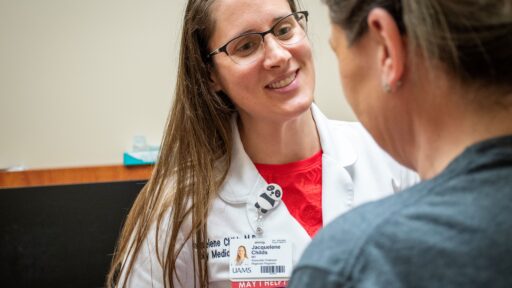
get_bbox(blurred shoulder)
[292,184,427,284]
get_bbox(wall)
[0,0,355,170]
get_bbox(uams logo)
[232,267,252,274]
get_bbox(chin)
[278,97,314,120]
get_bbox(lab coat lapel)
[217,117,280,234]
[311,104,358,225]
[218,116,262,205]
[219,105,359,230]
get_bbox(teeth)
[268,73,296,89]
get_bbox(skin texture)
[209,0,320,164]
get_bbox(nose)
[262,35,291,69]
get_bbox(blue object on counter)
[124,135,159,166]
[123,150,158,166]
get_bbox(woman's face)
[329,24,388,142]
[329,24,380,129]
[329,22,411,167]
[238,246,246,257]
[208,0,315,124]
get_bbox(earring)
[383,80,402,93]
[383,82,391,93]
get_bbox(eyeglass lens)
[226,13,307,65]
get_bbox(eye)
[228,35,261,57]
[237,41,257,53]
[274,22,294,40]
[276,26,291,36]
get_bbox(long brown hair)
[323,0,512,98]
[107,0,299,287]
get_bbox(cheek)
[291,41,315,90]
[294,40,314,67]
[335,46,373,107]
[217,64,257,97]
[336,54,357,102]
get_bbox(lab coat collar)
[310,103,357,167]
[218,103,357,204]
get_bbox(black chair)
[0,180,145,288]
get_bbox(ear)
[367,8,405,92]
[208,64,223,92]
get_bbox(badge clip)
[254,183,283,235]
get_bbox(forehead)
[209,0,292,46]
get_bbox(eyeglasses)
[207,11,309,65]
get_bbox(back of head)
[323,0,512,102]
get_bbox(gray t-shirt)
[289,135,512,288]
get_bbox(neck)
[412,90,512,179]
[238,108,321,164]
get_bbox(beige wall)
[0,0,355,170]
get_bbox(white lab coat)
[122,104,419,288]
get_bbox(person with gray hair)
[289,0,512,287]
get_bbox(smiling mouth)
[267,71,297,89]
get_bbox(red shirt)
[254,150,323,237]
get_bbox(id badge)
[229,238,292,288]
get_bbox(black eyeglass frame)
[206,11,309,61]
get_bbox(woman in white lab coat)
[106,0,417,287]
